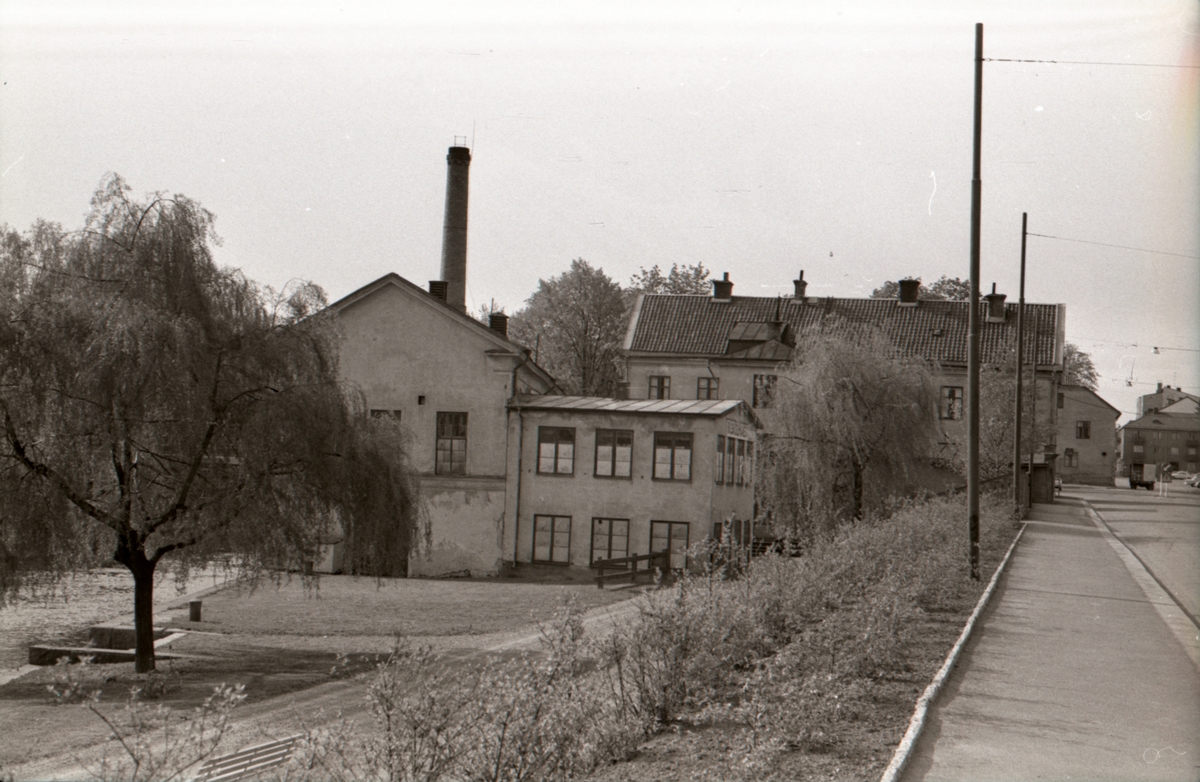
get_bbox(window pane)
[596,444,613,476]
[655,445,672,478]
[614,444,631,476]
[674,446,691,480]
[558,443,574,473]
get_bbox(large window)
[649,375,671,400]
[736,438,747,486]
[435,412,468,475]
[940,386,964,420]
[594,429,633,478]
[752,374,777,408]
[1075,421,1091,439]
[537,427,576,475]
[650,521,690,570]
[725,435,736,484]
[715,435,726,484]
[697,377,719,400]
[653,432,693,481]
[590,518,629,564]
[533,515,571,563]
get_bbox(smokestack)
[983,283,1007,322]
[440,145,471,313]
[713,272,733,301]
[488,312,509,338]
[793,270,807,299]
[898,278,920,306]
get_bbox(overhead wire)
[984,58,1200,69]
[1026,233,1200,260]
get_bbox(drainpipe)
[509,351,532,564]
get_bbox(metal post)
[1012,213,1027,518]
[967,23,983,580]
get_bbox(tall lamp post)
[967,22,983,580]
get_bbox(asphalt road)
[1067,481,1200,623]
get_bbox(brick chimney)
[428,280,448,302]
[488,312,509,338]
[439,145,471,313]
[793,270,807,299]
[898,278,920,306]
[983,283,1007,323]
[713,272,733,301]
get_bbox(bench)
[195,734,303,782]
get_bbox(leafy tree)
[507,259,627,396]
[870,275,970,300]
[0,175,420,671]
[1062,342,1099,390]
[628,262,711,295]
[759,331,940,537]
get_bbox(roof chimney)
[793,270,807,299]
[488,312,509,338]
[983,283,1007,322]
[898,278,920,306]
[428,280,448,302]
[713,272,733,301]
[439,144,471,313]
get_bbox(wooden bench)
[592,551,669,589]
[195,734,303,781]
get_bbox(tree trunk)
[115,537,159,673]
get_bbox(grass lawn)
[159,574,634,637]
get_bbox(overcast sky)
[2,0,1197,423]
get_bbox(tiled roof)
[1121,413,1200,433]
[509,394,745,417]
[627,295,1062,367]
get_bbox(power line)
[985,57,1200,69]
[1027,232,1200,260]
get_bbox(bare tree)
[0,175,421,671]
[759,331,940,538]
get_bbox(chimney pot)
[488,312,509,338]
[898,278,920,305]
[713,272,734,301]
[429,280,448,302]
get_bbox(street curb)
[877,522,1026,782]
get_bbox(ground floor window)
[533,515,571,563]
[590,518,629,564]
[650,520,690,570]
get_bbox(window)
[725,436,735,484]
[650,521,690,570]
[736,438,747,486]
[1171,446,1179,456]
[697,377,719,400]
[653,432,693,481]
[1057,392,1064,409]
[940,387,964,420]
[594,429,633,478]
[533,515,571,563]
[752,374,777,408]
[435,412,467,475]
[1188,446,1197,457]
[1064,448,1078,467]
[649,375,671,400]
[1075,421,1091,439]
[1133,444,1144,454]
[537,427,576,475]
[370,409,401,421]
[590,518,629,564]
[715,435,726,484]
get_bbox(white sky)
[2,0,1197,424]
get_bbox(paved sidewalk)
[902,500,1200,782]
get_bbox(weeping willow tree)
[0,174,422,672]
[757,331,940,540]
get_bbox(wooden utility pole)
[968,23,983,580]
[1012,213,1027,518]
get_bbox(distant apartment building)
[1118,412,1200,477]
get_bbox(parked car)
[1187,474,1200,488]
[1170,470,1192,480]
